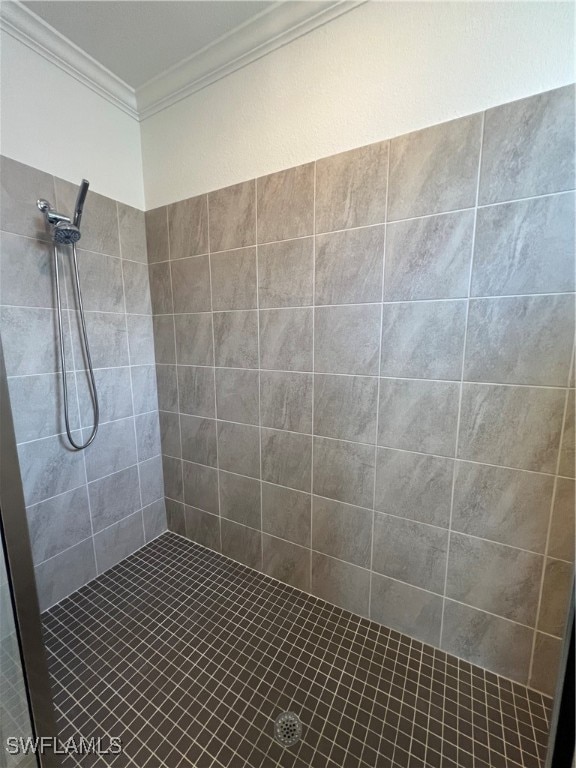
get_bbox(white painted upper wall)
[0,31,145,209]
[141,1,576,210]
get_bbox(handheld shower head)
[74,179,89,227]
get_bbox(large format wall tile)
[257,238,314,309]
[530,633,563,697]
[17,433,85,506]
[83,417,138,481]
[93,511,144,573]
[118,203,147,263]
[313,437,374,508]
[77,251,124,313]
[210,248,257,311]
[180,415,217,466]
[378,379,459,457]
[370,574,443,647]
[464,295,574,386]
[261,428,312,492]
[441,601,533,683]
[171,256,211,313]
[219,471,261,529]
[88,466,141,532]
[261,483,310,547]
[25,487,91,565]
[388,114,482,220]
[221,519,261,569]
[372,514,448,594]
[34,539,97,612]
[315,304,380,375]
[174,314,213,366]
[472,193,575,296]
[315,142,388,233]
[458,383,564,472]
[311,552,370,616]
[177,365,215,417]
[145,207,168,263]
[312,496,372,568]
[167,195,208,259]
[446,534,543,626]
[315,226,384,305]
[213,310,258,368]
[9,373,79,443]
[558,390,575,478]
[159,411,181,458]
[78,366,132,426]
[143,498,167,542]
[217,421,260,478]
[480,85,575,204]
[54,180,120,258]
[184,506,220,552]
[123,260,152,315]
[259,308,312,371]
[208,180,256,253]
[381,300,466,380]
[183,461,218,514]
[314,374,377,443]
[538,558,573,636]
[548,477,575,562]
[262,535,310,591]
[260,371,312,434]
[384,211,474,301]
[257,164,314,243]
[215,368,259,425]
[0,231,56,308]
[148,262,173,314]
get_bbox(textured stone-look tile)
[261,428,312,492]
[166,499,185,535]
[130,365,158,415]
[88,466,141,533]
[0,231,56,308]
[375,448,452,528]
[441,601,533,684]
[219,471,261,529]
[9,372,79,443]
[118,203,147,263]
[54,180,120,258]
[538,558,573,636]
[170,255,211,314]
[135,411,161,461]
[315,226,384,305]
[260,371,312,434]
[213,310,258,368]
[452,462,553,552]
[262,483,311,547]
[263,536,310,591]
[259,308,313,372]
[472,193,575,297]
[370,574,443,647]
[184,506,220,552]
[1,307,63,376]
[381,300,466,380]
[208,180,256,252]
[26,487,91,565]
[559,390,574,478]
[145,207,168,263]
[378,379,459,457]
[480,85,575,204]
[174,313,213,366]
[142,499,167,542]
[258,238,314,308]
[139,455,164,506]
[122,260,152,315]
[162,455,183,501]
[372,514,448,594]
[465,295,574,387]
[530,633,563,697]
[177,365,215,417]
[84,417,137,482]
[78,366,132,427]
[313,436,374,508]
[75,251,124,313]
[0,156,54,240]
[148,262,173,315]
[548,477,575,562]
[159,411,181,458]
[215,368,259,425]
[315,304,381,375]
[221,519,261,569]
[17,433,84,506]
[458,383,564,472]
[180,415,217,467]
[315,141,389,233]
[384,210,474,301]
[73,311,127,369]
[388,114,481,220]
[314,374,377,443]
[167,195,208,259]
[311,552,370,616]
[312,496,372,568]
[183,461,219,514]
[447,534,543,626]
[210,248,257,310]
[151,315,175,364]
[217,421,260,478]
[156,364,178,412]
[257,164,314,243]
[34,539,96,612]
[94,512,144,574]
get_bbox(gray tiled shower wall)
[0,157,166,611]
[148,85,576,695]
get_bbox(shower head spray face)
[52,221,82,245]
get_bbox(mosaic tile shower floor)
[42,533,552,767]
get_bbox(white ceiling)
[22,1,279,88]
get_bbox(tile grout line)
[368,138,390,621]
[440,110,486,649]
[207,193,223,555]
[254,178,263,571]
